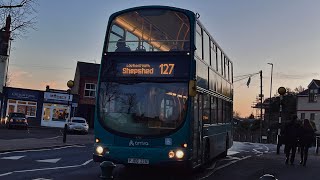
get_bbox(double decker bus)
[93,5,234,169]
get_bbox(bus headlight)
[175,150,184,159]
[96,146,104,155]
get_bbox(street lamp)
[267,63,273,127]
[63,80,74,143]
[67,80,74,121]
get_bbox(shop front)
[41,92,73,128]
[2,87,42,126]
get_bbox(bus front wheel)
[222,136,229,157]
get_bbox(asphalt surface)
[1,126,320,180]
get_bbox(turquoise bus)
[93,5,234,169]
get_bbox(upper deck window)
[106,9,190,52]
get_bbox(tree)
[248,113,254,119]
[233,111,241,118]
[294,85,305,94]
[0,0,38,40]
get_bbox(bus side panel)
[205,125,227,158]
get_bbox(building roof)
[307,79,320,88]
[297,89,309,96]
[76,61,100,78]
[297,79,320,97]
[313,79,320,87]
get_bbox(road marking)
[0,172,13,177]
[227,150,240,156]
[0,145,85,155]
[44,136,61,140]
[199,155,251,179]
[263,144,270,152]
[225,156,241,160]
[1,155,25,160]
[0,159,93,177]
[205,161,217,170]
[36,158,61,163]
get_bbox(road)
[0,127,63,140]
[0,126,319,180]
[0,142,298,180]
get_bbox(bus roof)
[109,5,195,18]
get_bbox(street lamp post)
[267,63,273,128]
[66,80,74,121]
[63,80,74,143]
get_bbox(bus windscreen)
[98,82,188,136]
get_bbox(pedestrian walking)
[283,115,300,165]
[299,119,316,166]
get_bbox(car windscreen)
[72,120,86,123]
[11,113,25,118]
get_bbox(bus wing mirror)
[189,80,197,97]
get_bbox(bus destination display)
[119,63,175,77]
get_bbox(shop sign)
[7,89,39,101]
[72,103,78,107]
[44,92,73,103]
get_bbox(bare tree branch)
[0,5,22,8]
[0,0,38,40]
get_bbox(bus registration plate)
[128,158,149,164]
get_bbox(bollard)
[259,174,278,180]
[63,124,67,143]
[276,135,281,154]
[100,161,116,180]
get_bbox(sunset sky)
[7,0,320,117]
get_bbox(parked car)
[67,117,89,134]
[6,112,28,129]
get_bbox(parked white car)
[67,117,89,134]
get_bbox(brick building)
[71,61,100,128]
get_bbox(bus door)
[192,94,203,165]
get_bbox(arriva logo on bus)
[129,140,149,146]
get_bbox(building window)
[309,89,317,102]
[310,113,315,120]
[42,103,69,122]
[7,100,37,117]
[84,83,96,98]
[301,113,305,120]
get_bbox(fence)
[233,129,279,144]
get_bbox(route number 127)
[159,64,175,75]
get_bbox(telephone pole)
[259,70,263,143]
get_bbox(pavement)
[0,126,94,152]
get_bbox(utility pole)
[259,70,263,143]
[267,63,273,128]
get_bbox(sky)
[7,0,320,117]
